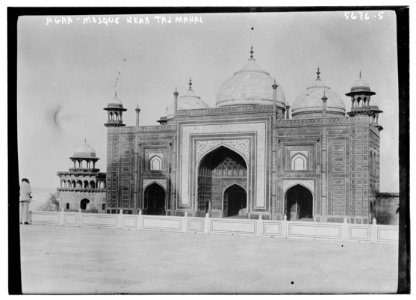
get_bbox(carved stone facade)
[103,103,382,224]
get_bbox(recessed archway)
[197,146,247,217]
[80,198,90,211]
[223,184,247,218]
[285,184,313,221]
[143,183,166,215]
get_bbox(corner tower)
[346,73,382,223]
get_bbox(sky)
[17,10,399,192]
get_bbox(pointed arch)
[285,184,313,221]
[196,142,248,171]
[149,155,163,171]
[196,145,248,217]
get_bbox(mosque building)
[56,140,107,213]
[102,46,383,224]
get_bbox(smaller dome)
[104,93,127,112]
[346,72,376,96]
[166,80,209,118]
[291,68,346,119]
[72,140,97,159]
[178,81,209,110]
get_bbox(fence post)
[204,212,210,234]
[137,210,143,231]
[59,207,65,226]
[117,209,123,229]
[182,212,188,233]
[257,215,263,236]
[282,214,288,239]
[371,217,378,243]
[342,217,348,241]
[77,208,82,227]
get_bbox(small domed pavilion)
[57,140,106,212]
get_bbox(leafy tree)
[39,193,59,211]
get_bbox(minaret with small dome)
[346,72,383,129]
[104,92,127,127]
[57,140,106,213]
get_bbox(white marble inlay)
[283,179,314,193]
[143,179,167,190]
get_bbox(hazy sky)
[17,10,399,192]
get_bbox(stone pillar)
[182,212,188,233]
[282,214,288,238]
[204,212,210,234]
[137,210,143,231]
[321,123,328,222]
[371,218,378,243]
[342,217,348,241]
[257,214,263,236]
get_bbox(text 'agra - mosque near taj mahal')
[57,46,388,225]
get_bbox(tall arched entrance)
[285,185,313,221]
[80,198,90,211]
[224,184,247,217]
[143,183,166,215]
[197,146,247,218]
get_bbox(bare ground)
[19,224,398,294]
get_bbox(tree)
[39,193,59,211]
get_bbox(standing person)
[19,178,32,225]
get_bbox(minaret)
[347,72,382,223]
[173,87,179,118]
[285,100,290,120]
[135,104,141,127]
[346,72,383,129]
[322,89,328,119]
[103,92,127,127]
[104,58,128,127]
[320,73,329,222]
[272,79,278,119]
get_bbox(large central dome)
[216,47,285,107]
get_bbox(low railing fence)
[29,210,398,244]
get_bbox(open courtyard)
[20,224,398,294]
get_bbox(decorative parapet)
[176,104,274,117]
[108,125,176,134]
[57,188,106,193]
[276,117,352,127]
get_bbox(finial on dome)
[250,45,254,59]
[316,67,321,80]
[84,138,87,144]
[359,70,362,79]
[188,78,192,91]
